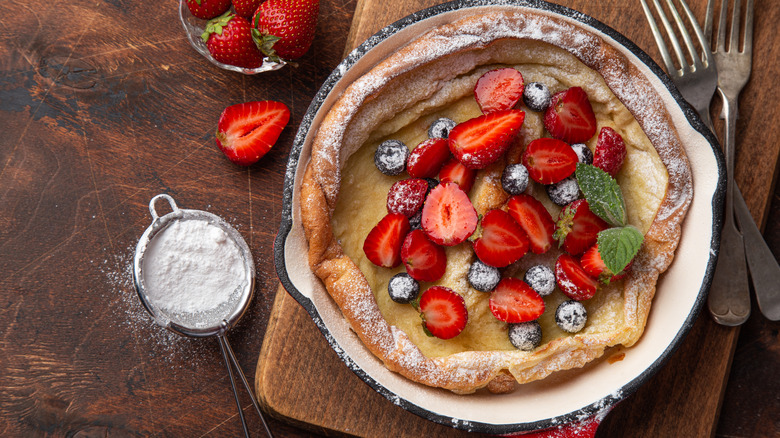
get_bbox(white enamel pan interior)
[274,0,725,434]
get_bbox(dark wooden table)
[1,0,777,437]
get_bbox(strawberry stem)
[201,11,233,43]
[251,28,282,63]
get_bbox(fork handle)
[708,91,751,326]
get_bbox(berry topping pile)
[363,67,643,344]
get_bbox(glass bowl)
[178,0,286,75]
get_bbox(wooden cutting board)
[255,1,748,436]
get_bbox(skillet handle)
[501,407,609,438]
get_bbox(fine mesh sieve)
[133,194,272,438]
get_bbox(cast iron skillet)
[274,0,725,434]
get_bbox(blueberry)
[555,300,588,333]
[388,272,420,304]
[523,265,556,297]
[424,177,439,194]
[409,211,422,230]
[427,117,457,139]
[501,163,529,195]
[546,176,580,206]
[468,259,501,292]
[374,140,409,176]
[508,321,542,351]
[571,143,593,165]
[523,82,551,112]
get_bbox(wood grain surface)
[0,0,777,437]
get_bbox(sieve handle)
[218,334,274,438]
[148,194,179,221]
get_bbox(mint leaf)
[575,163,626,227]
[597,226,644,274]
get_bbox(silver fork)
[708,0,759,325]
[707,0,780,322]
[641,0,750,325]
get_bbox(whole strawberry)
[232,0,262,18]
[202,12,263,69]
[186,0,231,20]
[252,0,320,61]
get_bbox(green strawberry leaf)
[575,163,626,227]
[251,29,282,63]
[597,226,643,274]
[201,11,233,43]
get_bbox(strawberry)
[186,0,231,20]
[489,277,545,323]
[202,13,264,69]
[438,157,476,193]
[401,229,447,282]
[521,137,579,184]
[506,194,556,254]
[554,199,608,255]
[418,286,468,339]
[407,138,451,179]
[448,109,525,169]
[215,101,290,166]
[421,182,478,246]
[593,126,627,176]
[474,68,525,114]
[472,209,529,268]
[543,87,597,144]
[363,213,411,268]
[232,0,262,18]
[580,244,631,284]
[252,0,319,61]
[387,178,429,217]
[555,253,599,300]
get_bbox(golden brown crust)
[299,9,692,393]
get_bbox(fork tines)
[641,0,713,77]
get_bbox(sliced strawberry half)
[387,178,429,217]
[473,209,529,268]
[556,253,599,300]
[421,182,478,246]
[401,229,447,282]
[581,244,632,284]
[418,286,468,339]
[593,126,627,176]
[439,157,477,193]
[554,199,609,256]
[363,213,411,268]
[448,109,525,169]
[543,87,597,144]
[521,137,579,184]
[407,138,451,178]
[216,101,290,166]
[506,194,556,254]
[489,277,545,323]
[474,68,525,114]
